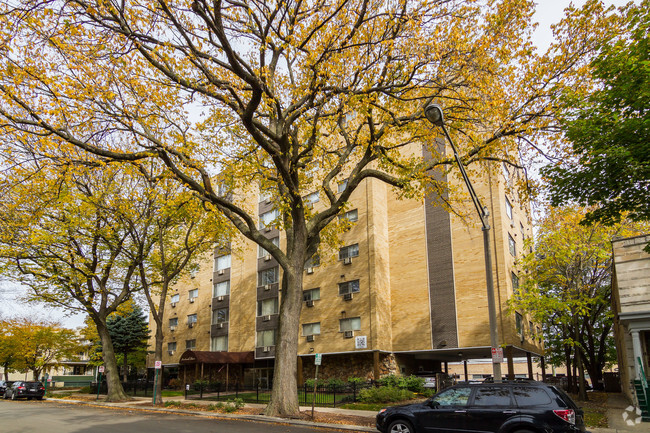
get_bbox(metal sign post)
[153,361,162,405]
[96,366,104,400]
[312,354,322,418]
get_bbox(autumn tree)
[544,1,650,229]
[510,205,649,397]
[0,317,81,380]
[0,0,629,416]
[0,161,160,401]
[0,319,21,380]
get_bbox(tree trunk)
[575,314,587,401]
[153,315,164,404]
[96,320,129,401]
[123,353,128,383]
[264,254,304,417]
[565,345,573,393]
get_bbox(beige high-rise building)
[148,150,543,388]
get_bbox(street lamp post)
[424,104,503,382]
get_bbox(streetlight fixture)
[424,103,503,383]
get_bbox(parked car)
[3,381,45,400]
[0,380,14,396]
[376,380,586,433]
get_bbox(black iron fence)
[91,380,156,397]
[185,382,375,407]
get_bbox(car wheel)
[27,397,32,400]
[36,396,43,401]
[388,419,415,433]
[3,392,8,400]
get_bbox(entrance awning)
[179,350,254,365]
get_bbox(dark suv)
[4,381,45,400]
[376,380,585,433]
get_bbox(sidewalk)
[592,393,650,433]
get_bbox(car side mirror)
[428,400,440,409]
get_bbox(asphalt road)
[0,399,354,433]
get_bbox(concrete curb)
[44,398,376,432]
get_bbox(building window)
[212,308,229,324]
[515,313,523,336]
[339,280,360,295]
[259,209,279,229]
[188,289,198,300]
[215,254,231,272]
[257,297,279,316]
[257,330,276,347]
[258,237,279,258]
[511,272,519,292]
[168,342,177,352]
[508,234,516,257]
[337,179,348,193]
[339,317,361,332]
[302,322,321,336]
[304,254,320,269]
[339,244,359,260]
[505,197,513,220]
[340,209,358,222]
[303,288,320,302]
[304,191,319,206]
[185,339,196,350]
[169,318,178,327]
[211,335,228,352]
[258,266,279,286]
[213,280,230,297]
[529,321,534,336]
[187,314,197,325]
[171,294,179,303]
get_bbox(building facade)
[612,234,650,404]
[148,150,543,388]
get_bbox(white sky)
[0,0,634,329]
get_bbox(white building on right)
[612,233,650,419]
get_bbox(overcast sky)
[0,0,635,329]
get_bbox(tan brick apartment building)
[148,150,543,388]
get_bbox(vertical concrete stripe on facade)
[423,142,458,349]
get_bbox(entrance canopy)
[179,350,254,365]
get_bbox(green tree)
[107,303,149,382]
[544,1,650,229]
[510,205,649,397]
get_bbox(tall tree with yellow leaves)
[0,0,630,415]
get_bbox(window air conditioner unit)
[344,293,353,301]
[306,335,314,342]
[170,326,176,331]
[264,255,272,262]
[343,257,352,265]
[263,346,271,353]
[188,322,194,328]
[168,350,175,356]
[218,269,225,276]
[264,284,270,291]
[262,315,271,322]
[344,330,354,338]
[306,300,314,307]
[171,302,176,308]
[217,295,225,302]
[306,267,314,275]
[189,298,195,303]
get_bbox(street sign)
[154,360,162,370]
[314,353,322,366]
[491,347,503,363]
[98,366,105,373]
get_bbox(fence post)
[333,387,336,408]
[184,384,188,400]
[200,382,203,399]
[256,383,259,403]
[236,382,239,398]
